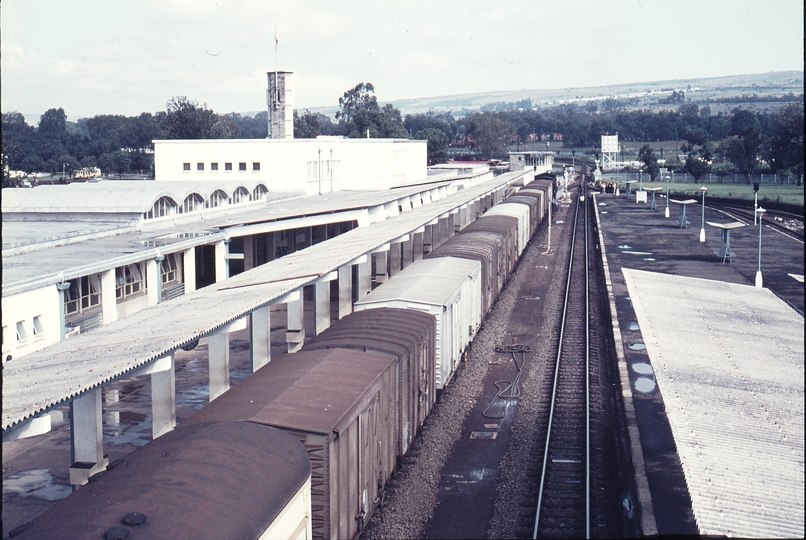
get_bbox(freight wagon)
[354,257,482,390]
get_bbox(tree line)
[2,84,803,185]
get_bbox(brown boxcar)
[184,348,398,540]
[460,215,519,278]
[302,308,436,458]
[426,231,504,317]
[15,421,312,540]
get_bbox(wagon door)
[357,393,380,536]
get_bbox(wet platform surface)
[594,192,804,537]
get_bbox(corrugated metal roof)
[355,257,481,307]
[2,170,529,431]
[623,268,804,538]
[1,182,459,294]
[1,180,280,213]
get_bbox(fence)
[600,171,801,185]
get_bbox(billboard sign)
[601,135,619,153]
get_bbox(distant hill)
[298,70,803,119]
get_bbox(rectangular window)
[225,163,233,171]
[252,162,260,171]
[211,163,219,171]
[32,316,44,340]
[16,321,28,345]
[239,162,247,171]
[197,163,204,171]
[183,163,191,171]
[161,253,178,284]
[63,275,101,316]
[116,263,146,301]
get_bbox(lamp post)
[664,175,671,218]
[699,186,708,242]
[755,207,765,287]
[753,182,760,225]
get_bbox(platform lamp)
[664,175,671,218]
[699,186,708,242]
[755,207,766,288]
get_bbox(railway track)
[533,183,594,539]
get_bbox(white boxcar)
[354,257,481,389]
[481,202,531,256]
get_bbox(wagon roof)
[184,348,396,435]
[355,257,480,308]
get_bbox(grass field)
[632,182,804,207]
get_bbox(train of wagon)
[14,175,557,540]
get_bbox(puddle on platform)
[3,469,72,501]
[618,245,632,250]
[631,362,654,375]
[634,378,657,393]
[628,343,647,351]
[626,321,640,331]
[643,258,656,261]
[623,251,653,256]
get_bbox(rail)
[533,182,592,538]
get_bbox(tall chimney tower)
[267,71,294,139]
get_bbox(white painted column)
[215,240,228,283]
[243,236,255,271]
[144,355,175,438]
[251,305,271,371]
[357,256,372,299]
[314,271,337,336]
[146,258,159,305]
[286,290,305,353]
[208,332,230,401]
[401,237,413,269]
[207,318,246,401]
[373,250,388,285]
[412,228,425,261]
[449,211,458,236]
[338,264,353,319]
[388,242,402,278]
[101,269,116,325]
[69,388,107,486]
[183,247,196,293]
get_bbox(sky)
[1,0,803,123]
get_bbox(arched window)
[144,196,177,220]
[205,189,229,209]
[181,193,204,214]
[252,184,268,201]
[232,187,250,204]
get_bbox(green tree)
[765,103,803,185]
[38,108,67,139]
[335,83,407,138]
[467,112,510,160]
[158,96,238,139]
[722,109,762,183]
[414,128,449,164]
[638,144,660,180]
[294,109,322,138]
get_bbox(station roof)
[2,179,462,295]
[2,170,529,431]
[623,268,804,538]
[1,180,277,214]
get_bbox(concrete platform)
[594,192,804,538]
